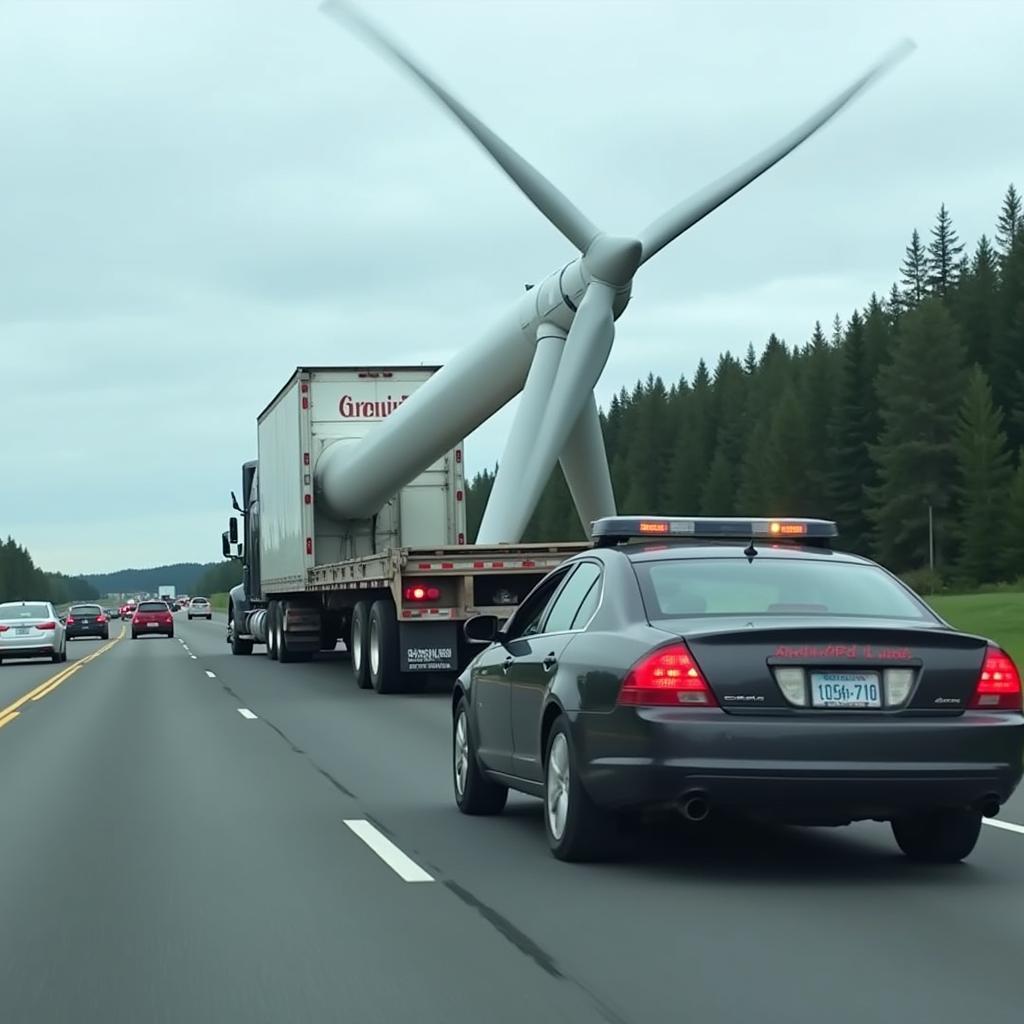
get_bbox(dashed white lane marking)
[189,655,197,660]
[205,670,216,679]
[984,818,1024,836]
[237,708,258,720]
[343,819,434,883]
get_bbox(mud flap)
[399,621,458,672]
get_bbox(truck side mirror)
[222,531,231,559]
[229,516,239,544]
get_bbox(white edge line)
[984,817,1024,835]
[237,708,258,720]
[343,819,433,883]
[205,670,216,678]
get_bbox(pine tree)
[925,203,965,297]
[1003,457,1024,580]
[900,228,927,308]
[869,300,967,571]
[669,361,713,513]
[763,385,814,514]
[952,236,999,371]
[995,184,1021,261]
[700,449,736,514]
[828,313,874,550]
[887,283,903,328]
[799,320,839,513]
[954,366,1012,584]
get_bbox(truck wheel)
[277,603,300,664]
[230,617,253,656]
[368,599,403,694]
[350,601,371,689]
[266,602,280,660]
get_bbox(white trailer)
[224,367,584,692]
[158,585,176,600]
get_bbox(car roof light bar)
[591,516,838,547]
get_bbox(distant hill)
[81,562,220,597]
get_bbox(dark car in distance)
[452,517,1024,864]
[65,603,110,641]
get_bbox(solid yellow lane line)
[0,624,125,719]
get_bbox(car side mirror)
[229,516,239,544]
[464,614,501,644]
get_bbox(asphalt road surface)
[2,611,1023,1024]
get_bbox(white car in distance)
[0,601,68,664]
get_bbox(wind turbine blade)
[320,0,601,253]
[496,282,617,541]
[560,396,616,533]
[637,38,915,265]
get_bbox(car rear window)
[633,556,935,622]
[0,603,50,619]
[191,598,209,605]
[70,605,102,615]
[138,602,169,612]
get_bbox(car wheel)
[891,809,983,863]
[168,630,174,639]
[350,601,371,689]
[207,615,212,620]
[131,632,138,640]
[102,631,109,640]
[62,647,68,662]
[544,718,614,862]
[453,698,507,815]
[368,599,403,693]
[51,649,61,663]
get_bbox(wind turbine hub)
[583,234,642,287]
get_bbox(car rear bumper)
[573,707,1024,822]
[67,626,107,637]
[0,644,58,658]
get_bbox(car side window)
[569,576,602,630]
[540,562,603,635]
[506,569,570,639]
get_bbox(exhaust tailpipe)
[680,795,710,822]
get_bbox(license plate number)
[147,622,159,628]
[15,627,29,636]
[811,672,881,708]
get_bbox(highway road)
[2,611,1023,1023]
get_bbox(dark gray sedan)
[452,517,1024,863]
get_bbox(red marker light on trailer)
[305,537,313,556]
[404,584,441,602]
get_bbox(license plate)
[147,622,159,628]
[811,671,881,708]
[15,627,29,636]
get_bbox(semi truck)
[158,585,176,601]
[222,366,585,693]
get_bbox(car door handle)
[542,653,558,672]
[502,656,515,674]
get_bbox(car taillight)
[35,621,57,630]
[66,615,76,624]
[618,642,717,707]
[97,614,107,623]
[970,647,1023,711]
[404,583,441,602]
[0,625,8,632]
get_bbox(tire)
[266,603,280,661]
[206,615,212,620]
[350,601,371,689]
[891,809,983,863]
[544,717,614,862]
[368,599,403,694]
[132,632,138,640]
[168,630,174,639]
[51,649,61,663]
[453,697,508,815]
[102,631,109,640]
[230,617,253,656]
[277,604,298,664]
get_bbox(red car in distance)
[131,601,175,639]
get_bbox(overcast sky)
[2,0,1021,575]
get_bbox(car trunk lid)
[658,617,989,715]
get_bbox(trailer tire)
[368,599,403,694]
[267,602,280,661]
[351,601,372,689]
[277,604,301,664]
